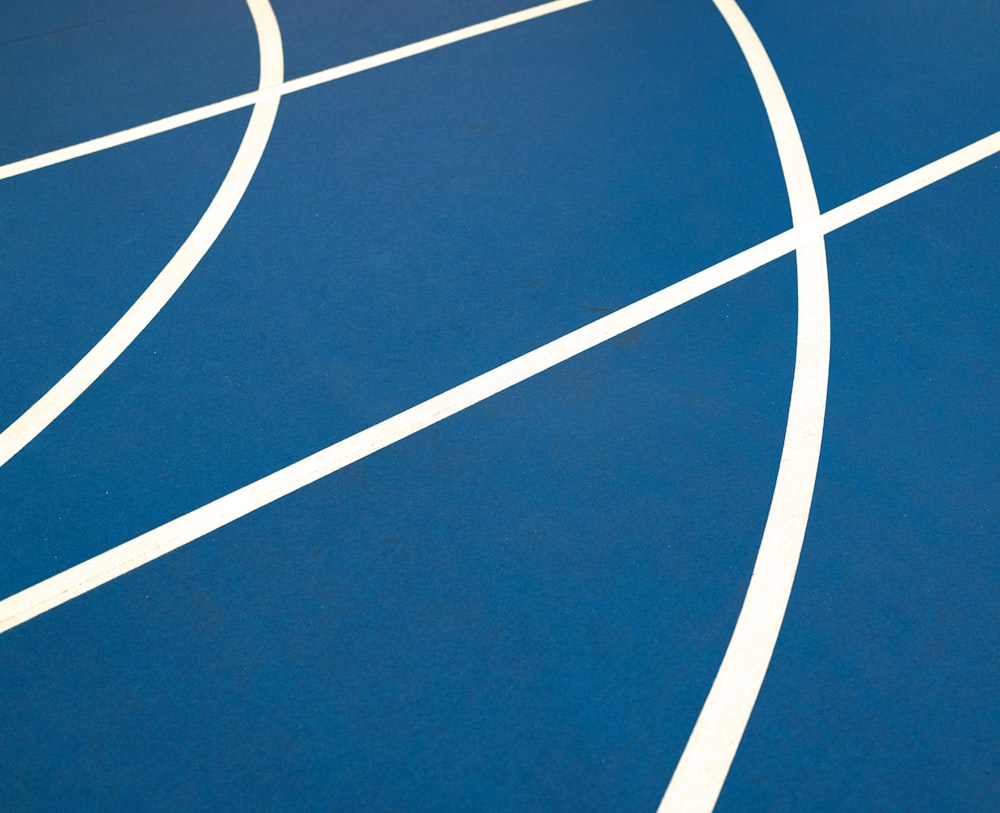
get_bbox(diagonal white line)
[0,126,997,635]
[0,0,593,181]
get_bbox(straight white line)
[275,0,592,96]
[816,129,1000,236]
[0,0,285,470]
[0,127,997,636]
[0,0,593,181]
[660,0,828,809]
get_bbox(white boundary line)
[0,0,593,181]
[660,0,828,809]
[0,0,285,469]
[0,127,997,635]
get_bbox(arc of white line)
[0,0,285,470]
[0,0,592,182]
[0,126,998,633]
[658,2,829,811]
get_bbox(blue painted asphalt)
[1,0,997,809]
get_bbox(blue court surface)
[1,1,998,810]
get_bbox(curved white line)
[658,2,830,811]
[0,0,285,469]
[0,128,996,634]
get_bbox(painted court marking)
[0,0,593,473]
[0,128,996,637]
[660,0,828,809]
[0,0,285,469]
[0,0,593,181]
[1,1,998,808]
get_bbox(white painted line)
[809,130,1000,238]
[0,91,260,181]
[817,128,1000,237]
[275,0,593,96]
[0,239,789,634]
[0,0,592,181]
[0,123,997,635]
[0,0,285,469]
[659,0,828,810]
